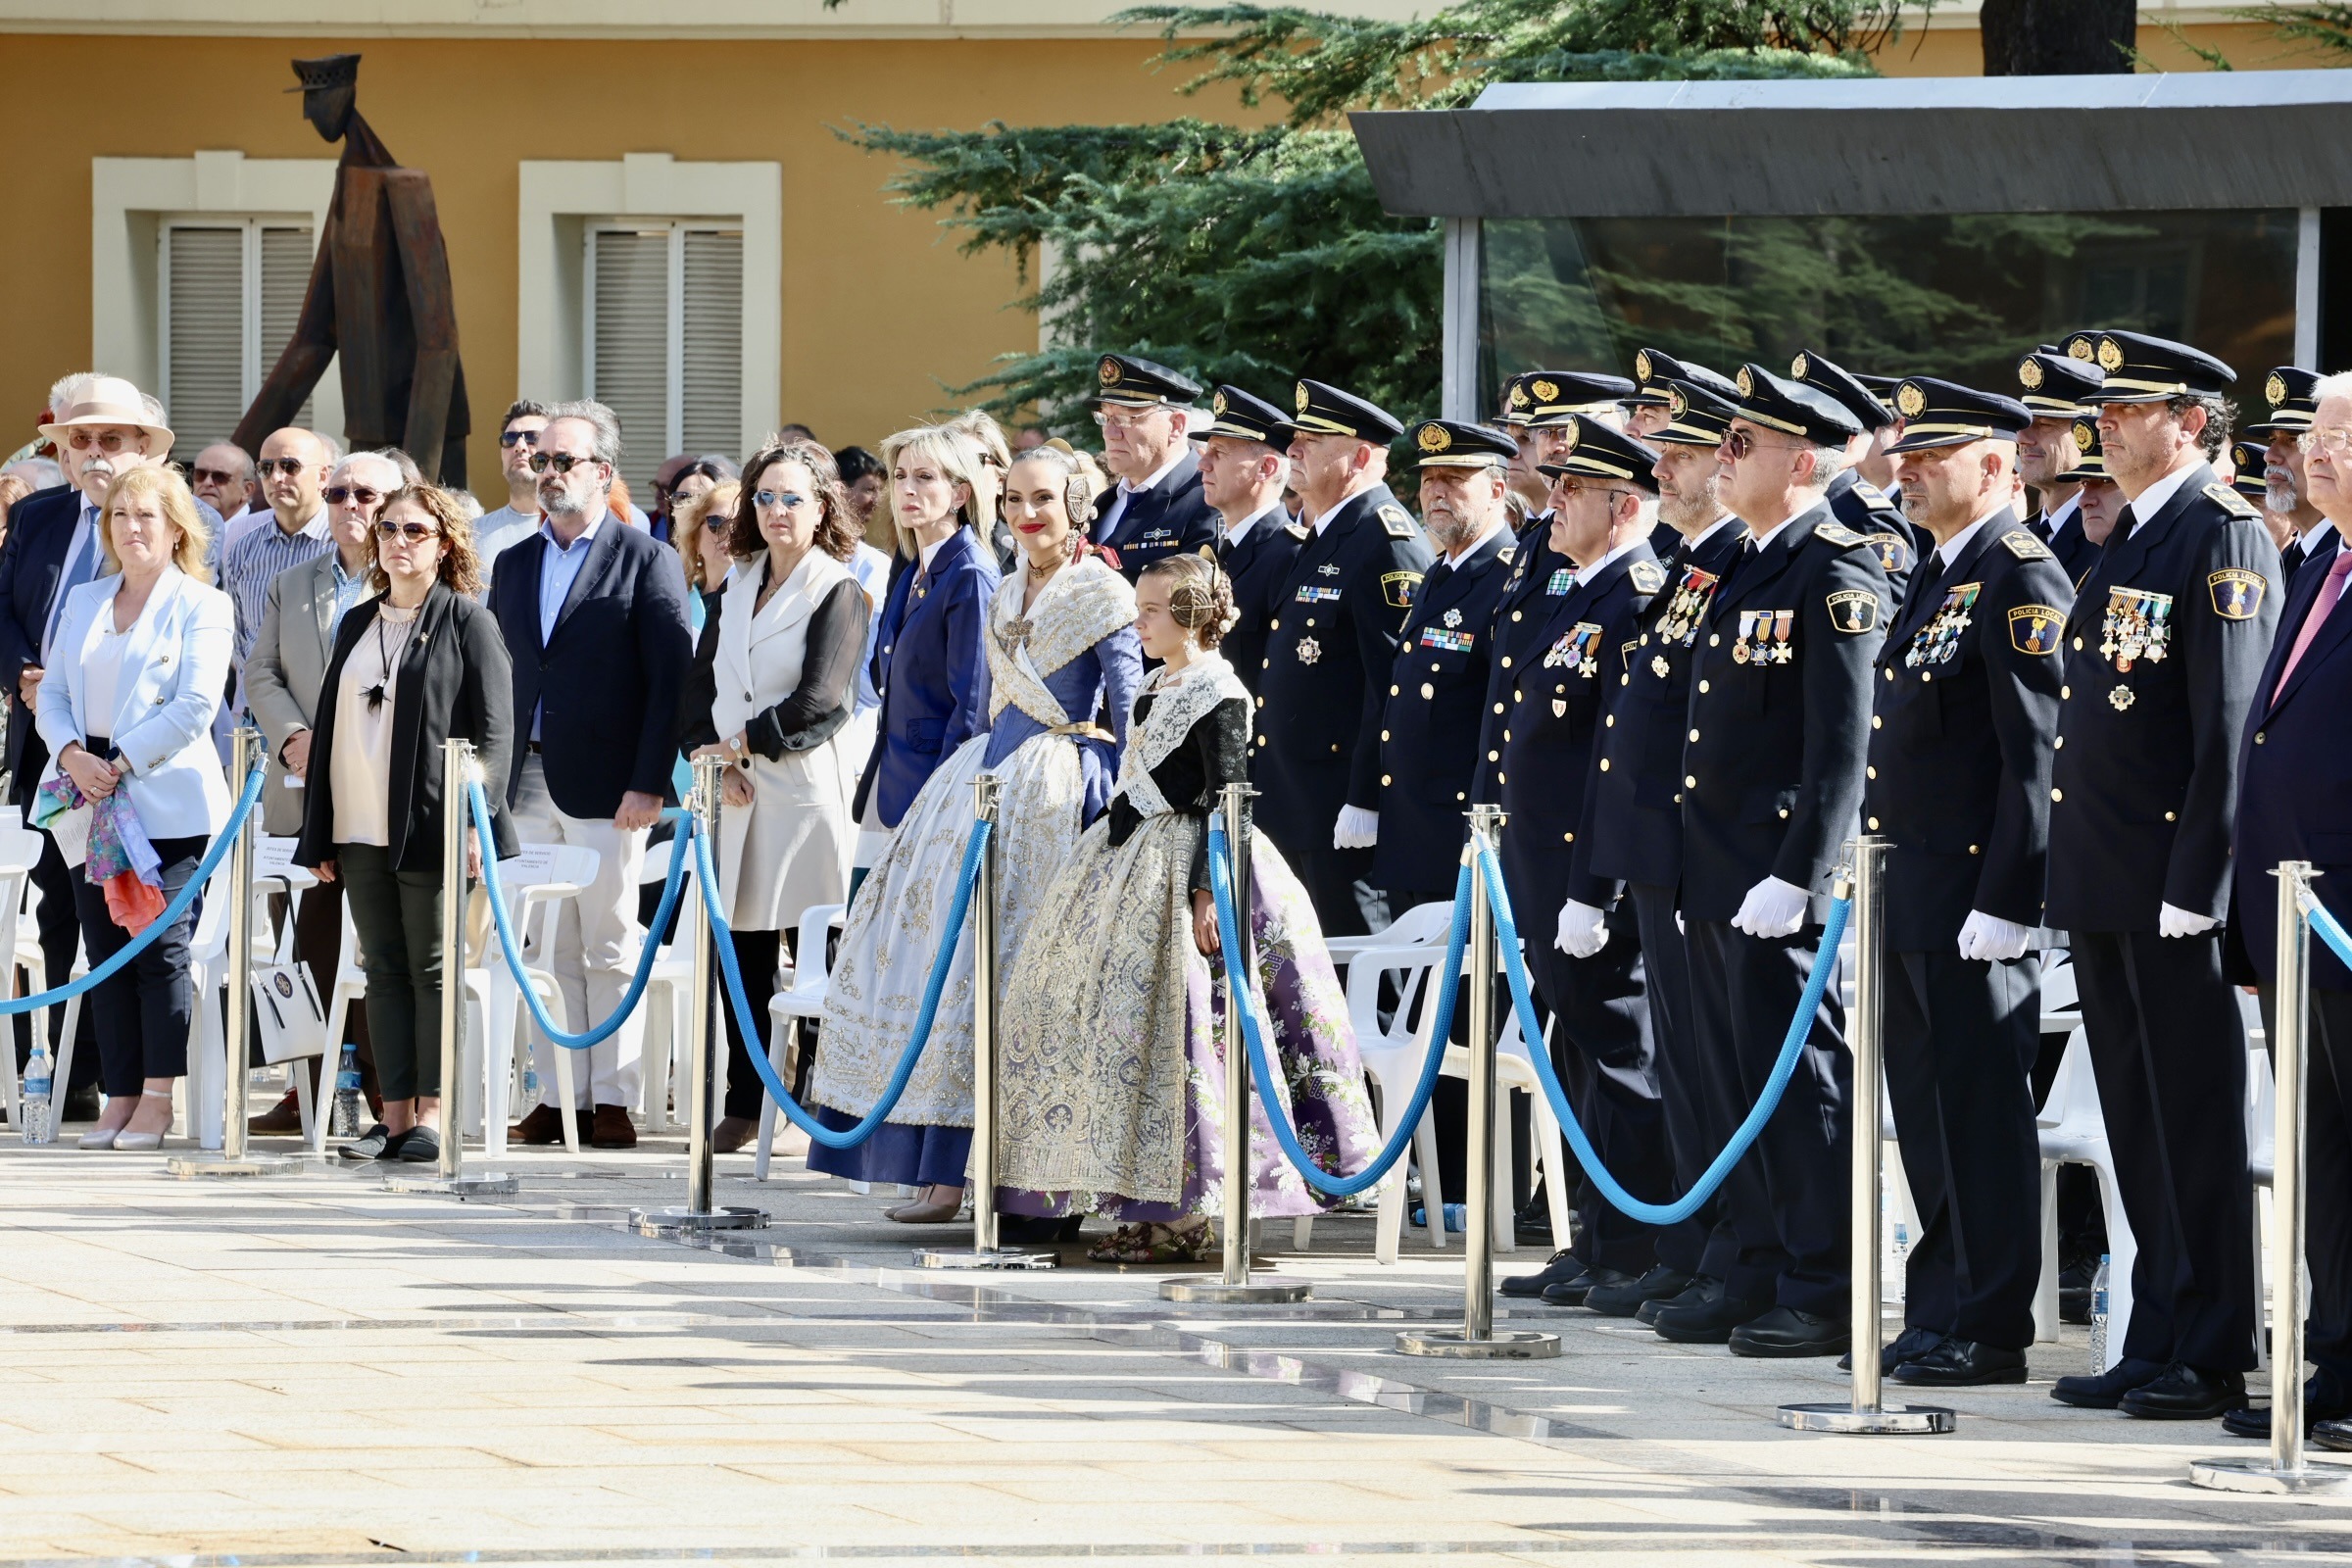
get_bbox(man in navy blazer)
[487,401,692,1151]
[1091,354,1218,581]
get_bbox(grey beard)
[1659,490,1716,534]
[544,487,593,516]
[2267,473,2299,514]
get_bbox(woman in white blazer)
[36,465,234,1150]
[679,437,870,1152]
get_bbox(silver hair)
[2312,371,2352,408]
[334,447,418,487]
[5,457,63,488]
[1801,445,1848,490]
[544,399,624,469]
[45,371,98,416]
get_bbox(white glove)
[1555,899,1609,958]
[1334,805,1379,850]
[1731,875,1810,939]
[2158,902,2219,939]
[1957,909,2032,963]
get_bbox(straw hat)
[36,376,173,459]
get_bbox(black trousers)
[1686,918,1851,1315]
[1630,881,1715,1278]
[1883,948,2044,1349]
[14,745,99,1090]
[1524,896,1668,1274]
[336,843,444,1102]
[719,926,789,1120]
[2071,929,2257,1372]
[74,833,205,1097]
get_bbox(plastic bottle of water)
[2087,1253,2112,1369]
[521,1056,541,1110]
[19,1044,53,1146]
[328,1043,364,1139]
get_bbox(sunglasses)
[325,484,384,507]
[190,466,243,487]
[258,457,310,476]
[1722,429,1800,462]
[67,430,136,453]
[499,428,542,448]
[528,452,599,474]
[374,519,441,542]
[753,489,809,511]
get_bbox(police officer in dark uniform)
[1253,378,1432,935]
[1493,417,1670,1304]
[1864,378,2073,1388]
[1373,419,1518,909]
[1569,374,1749,1321]
[1652,365,1889,1357]
[2014,345,2107,588]
[1199,385,1304,695]
[2245,367,2339,583]
[1629,349,1732,555]
[1790,349,1920,591]
[1090,353,1219,581]
[2045,331,2279,1420]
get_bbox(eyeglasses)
[2300,427,2352,458]
[1722,429,1803,462]
[258,457,310,477]
[374,519,441,542]
[528,452,600,474]
[325,484,384,507]
[1093,407,1163,434]
[190,466,243,487]
[1554,479,1640,504]
[67,430,136,453]
[499,428,543,448]
[753,489,809,512]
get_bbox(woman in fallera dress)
[809,441,1144,1223]
[993,554,1377,1263]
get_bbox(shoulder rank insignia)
[2002,531,2054,562]
[1497,544,1514,564]
[2209,567,2267,620]
[1381,570,1421,610]
[1851,478,1887,502]
[1378,503,1418,539]
[2008,605,2065,655]
[1628,559,1666,595]
[2205,482,2259,520]
[1815,522,1870,549]
[1827,589,1881,635]
[1866,530,1913,575]
[1285,522,1309,541]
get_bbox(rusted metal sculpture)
[234,54,469,485]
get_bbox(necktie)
[42,518,97,664]
[2274,551,2352,704]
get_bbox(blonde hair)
[98,465,211,582]
[672,479,741,593]
[879,424,984,561]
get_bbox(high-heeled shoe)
[76,1126,122,1150]
[113,1130,164,1152]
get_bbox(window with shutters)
[158,219,316,454]
[585,223,744,494]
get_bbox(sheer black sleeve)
[1186,697,1253,893]
[745,578,871,759]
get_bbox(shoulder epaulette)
[1851,478,1887,503]
[1627,559,1666,595]
[2001,531,2055,562]
[1814,521,1870,549]
[1378,503,1418,540]
[2205,482,2259,520]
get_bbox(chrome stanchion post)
[1165,783,1308,1304]
[172,726,294,1177]
[639,755,764,1233]
[2193,860,2349,1494]
[917,772,1055,1268]
[1398,808,1558,1358]
[1781,836,1949,1433]
[385,739,514,1198]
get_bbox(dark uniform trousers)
[1629,880,1712,1277]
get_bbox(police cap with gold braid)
[1653,376,1740,448]
[1633,348,1735,410]
[1293,377,1404,442]
[2068,416,2108,478]
[2246,366,2324,436]
[1732,363,1866,446]
[1521,370,1638,429]
[1497,370,1544,428]
[1203,384,1293,448]
[1788,348,1894,431]
[1095,353,1200,409]
[2016,344,2104,418]
[1534,416,1660,495]
[2230,439,2271,502]
[2088,330,2236,404]
[1885,377,2033,453]
[1411,418,1518,470]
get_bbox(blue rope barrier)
[0,757,267,1015]
[701,812,990,1150]
[1208,820,1468,1199]
[1475,837,1848,1227]
[2308,892,2352,973]
[466,778,690,1051]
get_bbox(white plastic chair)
[753,902,849,1180]
[2034,1025,2139,1367]
[2240,992,2275,1374]
[466,844,596,1154]
[0,822,47,1125]
[1324,900,1452,974]
[636,844,699,1133]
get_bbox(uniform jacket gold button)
[1420,683,1435,699]
[1969,845,1980,855]
[1488,750,1498,761]
[1685,774,1697,788]
[1872,715,1883,729]
[1866,765,1876,779]
[1562,831,1574,844]
[2053,735,2063,749]
[1688,728,1699,742]
[2051,788,2063,802]
[1867,816,1880,830]
[1380,729,1390,741]
[1501,656,1513,667]
[2166,810,2178,821]
[1511,611,1523,622]
[1697,679,1709,693]
[1599,758,1610,770]
[2060,685,2070,700]
[2074,636,2084,651]
[2255,732,2266,745]
[1494,702,1504,714]
[1779,808,1789,818]
[1709,634,1722,646]
[1381,774,1392,786]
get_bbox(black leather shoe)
[1891,1338,2028,1387]
[2312,1417,2352,1452]
[60,1085,101,1123]
[2058,1255,2096,1326]
[1587,1265,1690,1318]
[2221,1376,2352,1440]
[1638,1274,1715,1326]
[1545,1265,1636,1306]
[2050,1357,2166,1409]
[1838,1325,1943,1375]
[1499,1249,1584,1299]
[1728,1304,1850,1359]
[2119,1363,2247,1421]
[1650,1278,1773,1345]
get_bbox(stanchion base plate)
[1778,1401,1955,1434]
[1159,1275,1312,1303]
[910,1248,1060,1270]
[2189,1456,2352,1494]
[165,1153,299,1178]
[1394,1328,1561,1358]
[632,1205,767,1235]
[383,1172,521,1200]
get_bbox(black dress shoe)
[2058,1256,2096,1326]
[1638,1274,1715,1327]
[2050,1356,2166,1409]
[1650,1278,1773,1345]
[1499,1249,1584,1299]
[2313,1417,2352,1452]
[2221,1376,2352,1440]
[1838,1325,1943,1375]
[1545,1265,1636,1306]
[1728,1304,1850,1359]
[1587,1265,1690,1318]
[60,1085,101,1123]
[2119,1362,2246,1421]
[1891,1338,2028,1387]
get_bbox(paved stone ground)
[3,1127,2349,1567]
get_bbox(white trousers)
[511,756,649,1110]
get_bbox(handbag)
[249,876,328,1065]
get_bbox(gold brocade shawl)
[986,556,1137,730]
[1111,654,1250,819]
